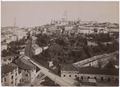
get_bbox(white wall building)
[1,42,7,51]
[32,44,43,55]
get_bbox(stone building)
[1,63,21,86]
[14,55,36,85]
[61,64,118,85]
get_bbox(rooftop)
[15,55,36,70]
[61,64,118,75]
[61,64,78,71]
[2,63,18,76]
[78,67,119,75]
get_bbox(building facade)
[61,64,118,85]
[2,63,22,86]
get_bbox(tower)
[62,10,68,22]
[14,17,16,28]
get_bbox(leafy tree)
[36,34,50,47]
[2,50,8,57]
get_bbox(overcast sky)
[2,2,119,27]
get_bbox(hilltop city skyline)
[1,2,119,27]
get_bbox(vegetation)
[34,32,119,67]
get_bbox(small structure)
[32,44,43,55]
[87,41,98,46]
[19,49,25,55]
[43,46,49,50]
[48,61,54,68]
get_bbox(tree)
[2,50,8,57]
[36,34,50,47]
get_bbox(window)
[75,75,77,77]
[11,76,13,79]
[11,81,13,84]
[101,77,104,81]
[8,58,11,61]
[69,75,71,77]
[94,77,97,80]
[20,79,22,82]
[108,78,111,81]
[63,75,65,77]
[4,78,6,82]
[4,59,6,61]
[81,76,83,80]
[25,73,28,77]
[87,76,90,79]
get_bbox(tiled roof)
[78,67,119,75]
[61,64,78,71]
[15,56,36,70]
[61,64,118,75]
[2,63,18,75]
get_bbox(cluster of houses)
[1,27,51,86]
[1,27,38,86]
[1,19,119,86]
[31,19,119,36]
[1,54,37,86]
[1,26,28,52]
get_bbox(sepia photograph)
[1,1,119,86]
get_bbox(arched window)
[87,76,90,79]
